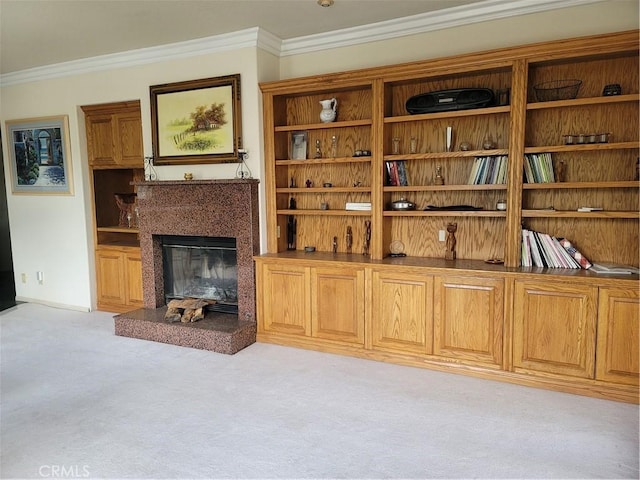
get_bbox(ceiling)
[0,0,489,75]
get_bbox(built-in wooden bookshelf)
[257,31,639,402]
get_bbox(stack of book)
[521,229,592,269]
[385,161,409,186]
[523,153,555,183]
[345,202,372,211]
[467,155,508,185]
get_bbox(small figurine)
[435,165,444,185]
[445,223,457,261]
[287,216,297,251]
[330,135,338,158]
[289,197,296,209]
[346,226,353,254]
[305,179,313,188]
[314,139,322,159]
[483,134,496,150]
[363,220,371,256]
[290,176,296,188]
[332,236,338,254]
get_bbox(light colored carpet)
[1,303,638,479]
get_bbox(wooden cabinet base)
[257,331,639,404]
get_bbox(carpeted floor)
[1,302,638,479]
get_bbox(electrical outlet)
[21,273,27,283]
[438,230,446,242]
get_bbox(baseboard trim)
[15,297,91,313]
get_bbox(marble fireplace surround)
[114,179,260,354]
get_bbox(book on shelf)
[557,238,592,269]
[521,229,587,269]
[385,161,409,186]
[467,155,508,185]
[523,153,555,183]
[589,263,640,275]
[345,202,372,211]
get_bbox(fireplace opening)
[161,235,238,314]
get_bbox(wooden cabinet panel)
[259,264,309,336]
[124,252,143,307]
[86,114,116,166]
[513,280,597,378]
[371,270,433,354]
[116,113,144,167]
[96,249,125,305]
[596,287,639,385]
[96,247,143,312]
[434,276,503,367]
[311,267,365,344]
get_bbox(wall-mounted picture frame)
[5,115,73,195]
[150,74,242,165]
[290,131,308,160]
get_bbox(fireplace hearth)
[114,179,259,354]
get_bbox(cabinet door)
[258,263,310,336]
[124,251,143,307]
[596,286,639,386]
[96,249,125,307]
[310,267,364,344]
[115,112,143,167]
[513,280,597,378]
[371,270,433,354]
[86,114,116,166]
[434,275,503,367]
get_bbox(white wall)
[1,48,262,310]
[1,0,637,311]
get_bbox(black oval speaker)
[406,88,495,114]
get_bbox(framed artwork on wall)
[5,115,74,195]
[150,74,243,165]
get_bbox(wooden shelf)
[524,142,639,154]
[526,93,640,110]
[522,209,639,219]
[384,149,508,160]
[385,184,507,192]
[277,187,371,193]
[385,105,510,123]
[523,181,639,189]
[383,210,507,217]
[97,226,139,233]
[275,119,372,132]
[277,209,371,216]
[275,156,371,165]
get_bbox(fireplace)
[161,235,238,313]
[114,179,259,354]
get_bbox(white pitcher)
[319,98,338,123]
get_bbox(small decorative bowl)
[533,79,582,102]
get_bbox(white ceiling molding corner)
[0,27,264,87]
[280,0,605,56]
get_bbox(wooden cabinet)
[257,262,310,336]
[257,31,639,402]
[596,286,639,386]
[256,259,365,345]
[433,275,503,368]
[83,101,143,167]
[370,269,433,354]
[311,266,365,344]
[83,100,144,312]
[96,246,143,312]
[513,280,597,379]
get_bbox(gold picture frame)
[150,74,242,165]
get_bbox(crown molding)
[0,0,603,86]
[280,0,605,55]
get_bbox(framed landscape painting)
[5,115,73,195]
[150,74,243,165]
